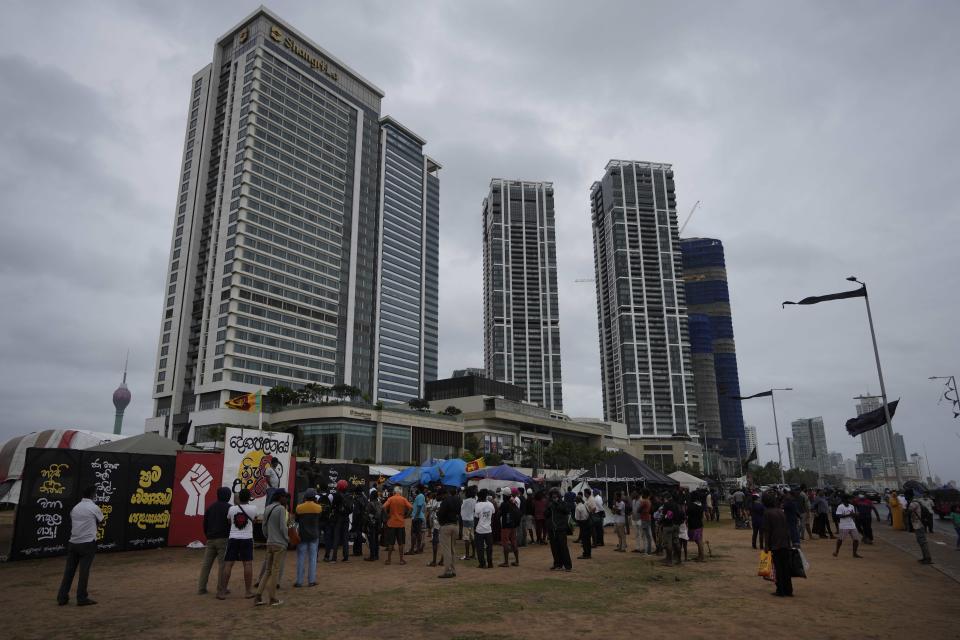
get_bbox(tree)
[461,434,482,461]
[265,385,298,410]
[440,405,462,416]
[485,452,503,466]
[407,397,430,411]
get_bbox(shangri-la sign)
[269,25,339,81]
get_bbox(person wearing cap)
[294,488,322,587]
[522,488,536,547]
[197,487,233,595]
[330,479,352,562]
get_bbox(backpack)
[340,493,355,517]
[233,505,250,530]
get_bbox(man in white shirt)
[473,490,496,569]
[460,487,477,560]
[592,491,605,547]
[833,494,863,559]
[57,485,104,606]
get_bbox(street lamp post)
[846,277,903,489]
[769,388,791,486]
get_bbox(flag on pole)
[465,457,486,473]
[225,391,260,412]
[731,390,773,400]
[742,446,757,467]
[782,287,865,308]
[845,399,899,437]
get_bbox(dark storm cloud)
[1,0,958,482]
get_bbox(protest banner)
[222,428,293,512]
[168,451,224,546]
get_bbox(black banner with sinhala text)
[10,448,175,560]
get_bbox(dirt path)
[2,515,957,640]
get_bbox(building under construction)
[680,237,746,458]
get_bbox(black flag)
[846,400,899,437]
[732,390,773,400]
[782,287,865,308]
[743,447,757,466]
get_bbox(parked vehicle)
[932,488,960,519]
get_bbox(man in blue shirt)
[409,487,426,554]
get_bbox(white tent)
[668,470,708,491]
[0,429,125,504]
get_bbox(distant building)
[482,179,563,412]
[790,417,829,475]
[425,375,525,403]
[843,458,857,479]
[857,396,894,462]
[892,433,907,466]
[786,437,795,469]
[744,425,758,456]
[828,451,844,475]
[452,368,485,378]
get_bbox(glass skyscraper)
[680,237,746,456]
[482,179,563,412]
[149,8,438,429]
[590,160,695,438]
[373,117,440,403]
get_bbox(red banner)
[168,451,225,547]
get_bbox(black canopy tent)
[579,451,680,488]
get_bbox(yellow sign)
[270,26,339,81]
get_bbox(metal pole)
[770,391,786,485]
[860,285,903,489]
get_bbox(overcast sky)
[1,1,958,482]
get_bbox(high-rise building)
[482,179,563,411]
[680,238,745,456]
[372,117,440,403]
[590,160,695,438]
[843,458,857,479]
[892,432,907,465]
[744,425,757,457]
[790,417,829,474]
[786,437,795,469]
[857,395,892,460]
[828,451,844,475]
[147,8,439,433]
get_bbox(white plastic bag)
[797,547,810,573]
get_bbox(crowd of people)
[53,472,958,608]
[184,480,728,606]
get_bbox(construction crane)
[678,200,701,235]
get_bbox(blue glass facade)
[373,118,440,403]
[680,238,745,456]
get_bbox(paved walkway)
[872,520,960,584]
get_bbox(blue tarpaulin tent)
[387,458,467,487]
[466,464,532,483]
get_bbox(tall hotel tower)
[149,8,439,433]
[680,238,746,456]
[590,161,695,438]
[482,180,563,412]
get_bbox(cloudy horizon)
[1,1,958,482]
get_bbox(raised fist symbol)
[180,463,213,516]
